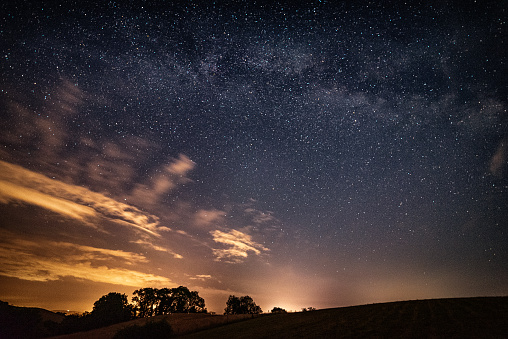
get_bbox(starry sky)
[0,1,507,313]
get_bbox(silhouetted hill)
[180,297,508,339]
[4,297,507,338]
[0,300,65,338]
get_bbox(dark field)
[180,297,508,338]
[9,297,507,338]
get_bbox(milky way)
[0,1,506,313]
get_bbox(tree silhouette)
[271,307,287,314]
[302,307,316,312]
[224,295,262,315]
[188,290,206,313]
[132,288,158,317]
[170,286,190,313]
[155,288,173,315]
[91,292,134,327]
[133,286,207,317]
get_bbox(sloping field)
[51,313,255,338]
[52,297,507,338]
[180,297,508,338]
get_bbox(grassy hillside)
[180,297,508,339]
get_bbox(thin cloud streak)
[131,240,183,259]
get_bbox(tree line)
[51,286,206,335]
[1,290,294,337]
[47,286,266,336]
[132,286,206,317]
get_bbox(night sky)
[0,1,507,314]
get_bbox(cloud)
[489,136,507,178]
[130,154,195,207]
[0,231,172,286]
[61,243,149,264]
[1,79,85,167]
[244,208,276,224]
[82,140,138,195]
[131,240,183,259]
[0,180,96,222]
[196,274,212,279]
[167,154,196,175]
[210,229,269,263]
[0,160,163,236]
[1,79,196,212]
[188,274,213,281]
[194,209,226,227]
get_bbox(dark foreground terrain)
[2,297,507,338]
[180,297,508,339]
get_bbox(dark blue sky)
[0,1,506,313]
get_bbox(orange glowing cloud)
[0,231,172,286]
[210,229,269,263]
[0,180,96,222]
[0,160,163,236]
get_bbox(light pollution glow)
[1,155,483,313]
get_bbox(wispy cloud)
[131,239,183,259]
[194,209,226,227]
[0,231,172,286]
[0,180,96,222]
[489,136,507,178]
[210,229,269,263]
[188,274,213,281]
[244,208,276,224]
[1,79,196,213]
[0,160,163,236]
[130,154,195,207]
